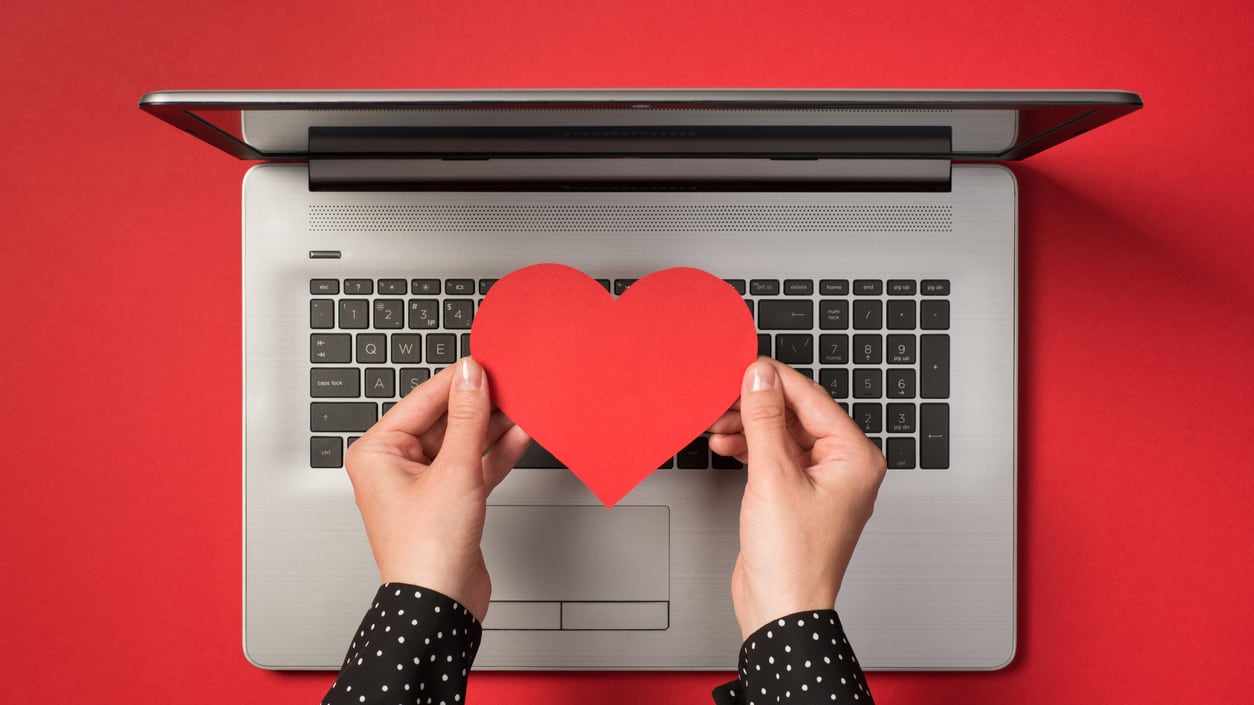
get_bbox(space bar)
[515,442,566,468]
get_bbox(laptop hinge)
[307,158,951,192]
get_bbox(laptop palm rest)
[480,505,670,630]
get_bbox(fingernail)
[457,357,482,391]
[750,362,776,392]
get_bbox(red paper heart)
[470,264,758,507]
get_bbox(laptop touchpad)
[481,505,669,629]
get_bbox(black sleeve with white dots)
[322,583,480,705]
[711,610,874,705]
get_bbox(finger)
[482,424,531,492]
[708,431,747,460]
[707,409,745,435]
[709,405,812,455]
[770,359,864,444]
[738,359,800,485]
[419,409,516,458]
[372,365,458,437]
[434,357,493,485]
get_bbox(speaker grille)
[308,204,952,232]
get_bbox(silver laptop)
[140,89,1140,671]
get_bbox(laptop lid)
[139,89,1142,166]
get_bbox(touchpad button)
[482,505,669,602]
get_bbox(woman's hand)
[709,358,887,639]
[343,357,530,622]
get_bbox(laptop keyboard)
[309,277,950,472]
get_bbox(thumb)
[738,360,798,486]
[435,357,491,484]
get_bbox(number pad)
[853,369,881,398]
[853,334,882,364]
[887,404,915,433]
[886,335,915,364]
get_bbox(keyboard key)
[853,279,883,296]
[819,300,849,330]
[886,299,916,329]
[426,334,457,364]
[853,368,882,398]
[868,437,883,451]
[885,437,915,468]
[745,299,754,316]
[758,300,813,329]
[711,452,743,470]
[921,279,951,296]
[408,300,439,329]
[757,334,771,357]
[443,300,474,329]
[920,403,950,469]
[310,279,339,295]
[310,402,377,432]
[852,299,882,330]
[887,280,917,296]
[853,334,882,364]
[391,334,423,364]
[399,368,431,395]
[373,299,405,329]
[461,333,471,357]
[852,403,882,433]
[750,279,780,296]
[774,334,813,364]
[819,368,848,399]
[378,279,407,294]
[595,279,612,292]
[344,279,373,295]
[411,278,441,295]
[310,368,359,398]
[887,369,916,398]
[364,368,395,398]
[614,279,637,295]
[677,436,710,469]
[819,279,849,296]
[819,334,849,364]
[382,402,398,415]
[920,299,950,329]
[445,279,475,295]
[310,334,351,363]
[886,403,916,433]
[479,279,498,295]
[356,334,386,363]
[310,437,343,468]
[886,334,916,364]
[723,279,747,295]
[783,279,814,296]
[338,300,369,329]
[310,299,335,329]
[920,334,950,398]
[793,367,814,380]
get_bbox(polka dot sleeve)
[711,610,874,705]
[322,583,481,705]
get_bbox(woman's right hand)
[709,358,888,639]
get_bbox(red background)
[2,1,1251,703]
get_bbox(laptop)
[139,89,1141,671]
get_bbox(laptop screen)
[140,89,1140,162]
